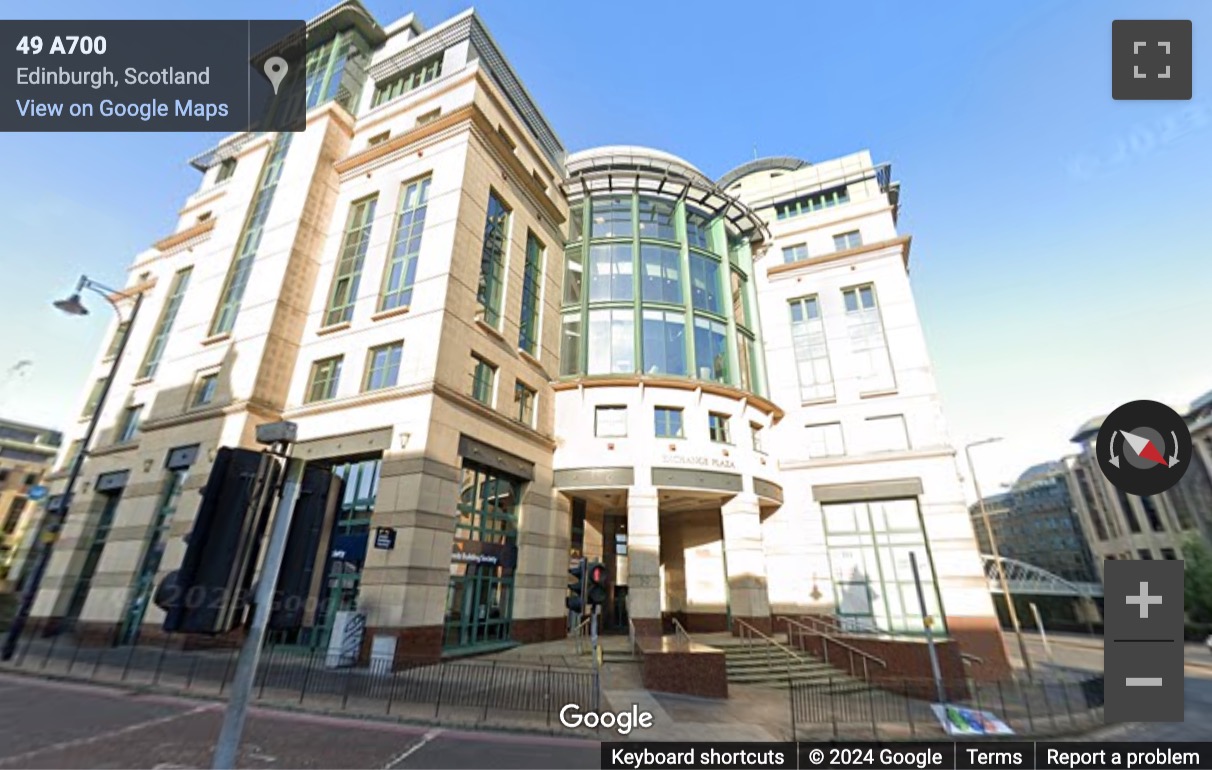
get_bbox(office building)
[0,418,61,585]
[26,2,1007,676]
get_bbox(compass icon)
[1097,400,1192,496]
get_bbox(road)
[1011,632,1212,741]
[0,673,600,769]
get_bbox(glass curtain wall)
[559,194,764,395]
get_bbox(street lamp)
[965,437,1035,680]
[1,275,145,660]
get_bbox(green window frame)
[192,373,219,407]
[372,55,443,107]
[692,315,729,384]
[559,314,582,377]
[364,341,403,391]
[774,186,850,220]
[139,267,193,379]
[471,355,496,405]
[477,192,510,327]
[708,412,731,444]
[513,381,536,426]
[306,356,343,403]
[638,196,676,241]
[595,405,627,437]
[518,232,544,356]
[640,245,681,304]
[81,378,106,419]
[689,253,723,314]
[685,207,713,251]
[104,321,130,360]
[215,158,237,183]
[654,407,684,438]
[324,195,378,327]
[117,404,143,443]
[379,176,431,312]
[562,246,583,306]
[211,133,292,335]
[590,196,632,238]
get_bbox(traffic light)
[566,558,587,614]
[587,561,609,606]
[268,464,341,631]
[161,447,280,634]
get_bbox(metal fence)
[789,674,1104,740]
[0,621,597,732]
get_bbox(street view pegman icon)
[264,56,289,95]
[1095,399,1192,496]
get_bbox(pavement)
[0,673,601,769]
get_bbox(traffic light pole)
[591,604,600,711]
[211,452,305,770]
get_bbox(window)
[654,407,684,438]
[470,356,496,405]
[865,415,909,452]
[81,378,107,419]
[324,195,378,326]
[563,246,583,306]
[590,196,632,238]
[139,267,193,379]
[736,332,756,393]
[1137,549,1154,560]
[685,207,712,251]
[638,197,676,240]
[1161,548,1177,560]
[22,473,36,487]
[192,372,219,407]
[105,321,130,360]
[2,497,24,535]
[364,341,403,391]
[640,245,681,304]
[595,406,627,437]
[514,381,536,426]
[215,158,237,183]
[833,230,863,251]
[689,254,722,313]
[708,413,731,444]
[117,405,142,444]
[1140,495,1165,532]
[372,55,442,106]
[367,131,390,147]
[806,422,845,458]
[379,176,431,312]
[588,244,634,302]
[782,244,808,264]
[477,192,510,327]
[773,186,849,220]
[518,233,544,356]
[587,309,634,374]
[789,296,833,401]
[211,133,292,335]
[559,314,582,377]
[306,356,343,403]
[641,309,686,376]
[822,499,942,633]
[61,440,84,471]
[750,423,764,453]
[842,284,895,392]
[692,316,729,383]
[416,108,441,126]
[568,203,584,242]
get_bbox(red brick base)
[946,616,1013,680]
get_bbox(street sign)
[373,527,396,550]
[27,485,48,501]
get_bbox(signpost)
[909,551,946,704]
[26,485,48,502]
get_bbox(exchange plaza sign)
[658,453,736,470]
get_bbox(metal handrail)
[960,652,984,666]
[782,617,887,683]
[670,617,692,646]
[570,615,592,655]
[733,618,805,675]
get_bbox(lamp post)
[1,275,144,661]
[965,437,1034,680]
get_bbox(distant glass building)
[970,462,1098,584]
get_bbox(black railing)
[2,620,597,732]
[789,675,1104,740]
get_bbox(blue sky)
[0,0,1208,494]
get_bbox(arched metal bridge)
[981,554,1103,598]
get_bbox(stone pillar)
[721,492,772,634]
[626,486,662,637]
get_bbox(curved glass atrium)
[559,193,766,397]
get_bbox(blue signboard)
[330,532,368,568]
[27,484,48,501]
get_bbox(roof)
[717,156,809,190]
[1070,415,1106,443]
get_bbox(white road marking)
[0,704,215,767]
[383,728,443,769]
